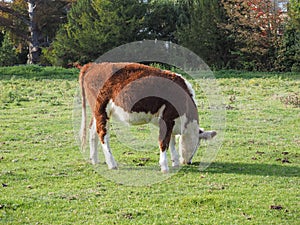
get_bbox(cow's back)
[99,63,198,123]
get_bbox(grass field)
[0,65,299,224]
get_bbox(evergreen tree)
[288,0,300,30]
[176,0,229,69]
[144,0,182,42]
[0,32,18,66]
[276,0,300,71]
[50,0,147,66]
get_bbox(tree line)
[0,0,299,71]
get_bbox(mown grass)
[0,65,299,224]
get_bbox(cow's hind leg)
[94,115,117,169]
[90,118,99,164]
[94,104,117,169]
[101,131,117,169]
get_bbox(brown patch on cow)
[158,118,174,152]
[80,62,132,143]
[82,62,132,112]
[81,62,198,146]
[95,63,196,117]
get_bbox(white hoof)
[161,168,169,173]
[109,165,118,170]
[107,160,117,170]
[172,160,180,167]
[90,158,100,165]
[180,157,186,165]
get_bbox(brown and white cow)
[79,62,216,173]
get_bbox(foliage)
[43,0,97,66]
[0,32,18,66]
[143,0,182,42]
[176,0,230,69]
[0,66,299,224]
[0,0,28,40]
[275,0,300,72]
[220,0,285,71]
[0,0,298,71]
[288,0,300,30]
[33,0,75,45]
[0,0,29,64]
[48,0,147,66]
[276,27,300,72]
[50,0,229,67]
[0,0,75,64]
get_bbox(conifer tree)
[176,0,229,69]
[276,0,300,71]
[144,0,181,42]
[0,32,18,66]
[50,0,147,66]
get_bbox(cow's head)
[179,127,217,165]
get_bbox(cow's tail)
[79,63,92,149]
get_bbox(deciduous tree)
[221,0,285,71]
[0,0,75,64]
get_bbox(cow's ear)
[199,129,217,140]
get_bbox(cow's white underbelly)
[106,100,164,126]
[105,100,197,136]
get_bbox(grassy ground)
[0,65,299,224]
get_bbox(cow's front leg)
[159,150,168,173]
[170,135,180,167]
[158,119,174,173]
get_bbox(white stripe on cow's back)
[175,73,196,105]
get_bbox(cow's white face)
[179,126,217,164]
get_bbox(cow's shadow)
[180,161,300,178]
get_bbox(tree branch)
[0,4,29,25]
[0,17,29,40]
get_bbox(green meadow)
[0,66,299,224]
